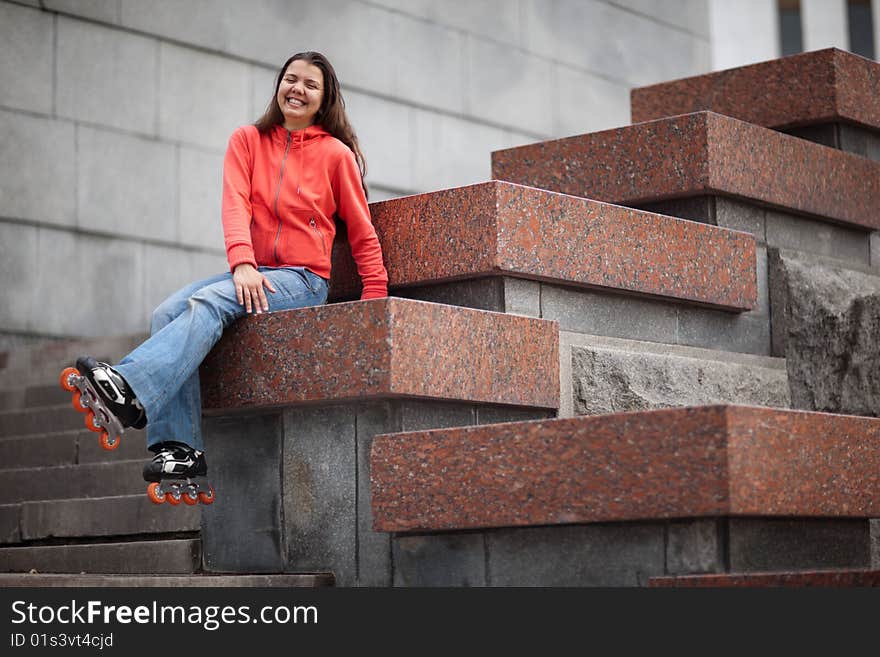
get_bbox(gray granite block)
[666,519,724,575]
[355,403,396,587]
[393,533,486,587]
[486,523,665,587]
[838,124,880,163]
[502,277,541,317]
[201,414,284,573]
[783,123,839,150]
[765,208,870,268]
[541,283,678,343]
[715,197,766,242]
[393,278,505,312]
[871,519,880,569]
[0,504,21,545]
[728,518,871,572]
[21,495,199,540]
[571,343,789,415]
[769,249,880,415]
[282,405,357,584]
[0,539,201,574]
[635,196,716,224]
[399,399,475,432]
[675,307,771,356]
[475,405,555,425]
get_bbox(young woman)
[60,52,388,504]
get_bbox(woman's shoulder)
[318,133,353,159]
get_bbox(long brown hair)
[255,51,368,197]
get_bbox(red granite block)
[648,570,880,587]
[200,297,558,411]
[631,48,880,132]
[370,405,880,533]
[491,112,880,230]
[335,182,755,310]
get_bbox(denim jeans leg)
[135,273,230,451]
[114,267,328,451]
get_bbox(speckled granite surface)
[491,112,880,230]
[200,297,558,411]
[330,181,757,310]
[631,48,880,132]
[648,569,880,587]
[370,405,880,533]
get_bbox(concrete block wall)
[0,0,711,346]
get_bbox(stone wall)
[0,0,710,346]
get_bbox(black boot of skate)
[143,441,207,482]
[75,355,146,429]
[144,442,214,506]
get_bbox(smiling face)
[276,59,324,131]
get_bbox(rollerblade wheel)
[198,485,215,505]
[60,367,79,392]
[71,391,89,412]
[98,430,120,451]
[166,490,182,506]
[146,483,166,505]
[182,489,199,506]
[84,410,103,433]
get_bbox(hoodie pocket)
[309,217,328,256]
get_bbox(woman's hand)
[233,264,277,314]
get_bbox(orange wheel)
[84,410,102,433]
[181,489,199,505]
[166,490,182,506]
[71,390,88,412]
[99,431,120,451]
[198,485,215,505]
[147,482,165,504]
[60,367,79,392]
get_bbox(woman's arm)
[221,127,258,273]
[333,151,389,300]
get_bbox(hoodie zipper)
[272,130,293,265]
[310,217,327,256]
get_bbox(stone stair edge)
[0,538,201,575]
[0,573,334,587]
[647,568,880,587]
[200,296,560,413]
[560,331,787,369]
[630,47,880,131]
[490,111,879,231]
[370,404,880,533]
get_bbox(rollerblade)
[59,356,146,450]
[143,442,215,506]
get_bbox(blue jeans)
[114,266,328,452]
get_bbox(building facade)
[0,0,876,345]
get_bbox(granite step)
[0,383,70,411]
[648,569,880,587]
[328,181,757,312]
[559,332,790,418]
[370,404,880,586]
[491,111,879,232]
[0,459,145,504]
[1,494,200,545]
[0,334,147,392]
[630,48,880,160]
[371,404,880,533]
[0,573,333,586]
[0,428,147,469]
[0,538,201,574]
[0,404,92,437]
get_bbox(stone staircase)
[1,47,878,586]
[0,337,332,586]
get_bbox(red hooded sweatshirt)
[221,123,388,300]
